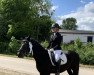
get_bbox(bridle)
[29,42,33,55]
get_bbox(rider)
[47,23,62,50]
[47,23,62,73]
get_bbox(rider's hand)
[49,48,54,51]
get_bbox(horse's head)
[17,36,33,58]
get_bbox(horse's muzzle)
[17,50,24,58]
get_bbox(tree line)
[0,0,77,42]
[0,0,53,42]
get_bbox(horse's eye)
[22,41,26,44]
[24,41,27,43]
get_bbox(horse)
[17,37,79,75]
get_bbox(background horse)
[17,37,79,75]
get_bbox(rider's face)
[51,28,59,33]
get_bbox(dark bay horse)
[17,37,79,75]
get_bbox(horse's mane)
[30,38,46,51]
[30,38,49,60]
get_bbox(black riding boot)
[55,59,61,75]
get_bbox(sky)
[51,0,94,31]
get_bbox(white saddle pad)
[48,50,67,66]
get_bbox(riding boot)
[55,59,61,75]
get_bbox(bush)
[81,50,94,65]
[61,44,75,51]
[74,38,82,48]
[79,44,94,65]
[41,40,48,48]
[8,36,21,54]
[0,42,8,53]
[61,39,94,65]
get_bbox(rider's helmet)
[51,23,60,29]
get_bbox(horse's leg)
[55,73,60,75]
[67,69,73,75]
[73,68,79,75]
[72,65,79,75]
[72,51,79,75]
[55,59,61,75]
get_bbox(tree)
[62,17,77,30]
[0,18,8,42]
[0,12,9,41]
[1,0,53,41]
[36,15,52,41]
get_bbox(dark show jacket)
[47,32,62,50]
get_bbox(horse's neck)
[32,40,49,62]
[33,43,45,54]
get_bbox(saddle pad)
[48,50,67,66]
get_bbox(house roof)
[59,29,94,34]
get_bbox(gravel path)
[0,56,94,75]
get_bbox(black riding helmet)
[51,23,60,29]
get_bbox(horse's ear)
[26,36,31,41]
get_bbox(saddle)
[48,49,67,66]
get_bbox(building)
[59,30,94,44]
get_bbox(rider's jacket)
[47,32,62,50]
